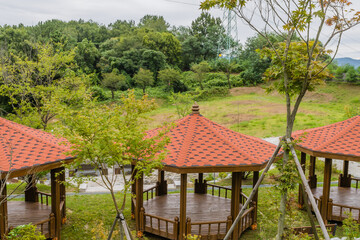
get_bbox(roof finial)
[192,102,200,114]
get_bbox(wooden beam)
[0,180,8,239]
[321,158,332,223]
[0,158,75,180]
[24,174,38,202]
[135,171,144,233]
[179,174,187,240]
[51,168,62,240]
[294,145,360,162]
[231,172,242,239]
[298,152,307,207]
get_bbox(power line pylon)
[218,9,239,61]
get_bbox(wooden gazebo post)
[51,167,64,239]
[308,156,317,188]
[24,174,38,203]
[339,160,351,187]
[0,180,8,239]
[156,170,167,196]
[252,171,259,227]
[135,171,144,233]
[131,164,136,217]
[194,173,207,194]
[320,158,332,222]
[298,152,307,207]
[179,173,187,240]
[231,172,242,240]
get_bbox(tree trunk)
[227,71,231,89]
[111,90,115,100]
[142,87,146,95]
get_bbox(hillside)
[335,57,360,68]
[149,83,360,138]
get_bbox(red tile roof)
[0,117,72,173]
[293,115,360,161]
[146,106,278,172]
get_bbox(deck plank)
[143,193,235,237]
[7,201,51,232]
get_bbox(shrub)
[7,224,46,240]
[230,74,244,87]
[192,87,230,101]
[90,86,108,101]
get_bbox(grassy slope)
[60,83,359,239]
[148,83,359,138]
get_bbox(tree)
[143,31,182,66]
[74,38,100,74]
[191,61,210,90]
[190,12,225,60]
[158,68,182,92]
[140,50,166,80]
[214,58,241,89]
[201,0,360,239]
[0,43,90,130]
[58,90,170,239]
[133,68,154,94]
[101,69,126,99]
[138,15,170,32]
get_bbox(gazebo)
[0,117,74,239]
[132,104,279,240]
[293,115,360,223]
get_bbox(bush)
[192,87,230,101]
[181,71,197,89]
[90,86,108,101]
[8,224,46,240]
[230,74,244,87]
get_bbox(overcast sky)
[1,0,360,59]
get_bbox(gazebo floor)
[143,193,238,237]
[311,187,360,220]
[8,201,51,231]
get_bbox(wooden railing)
[329,202,360,223]
[143,210,179,240]
[207,184,231,199]
[351,177,360,189]
[34,213,55,238]
[237,206,256,236]
[37,191,51,205]
[186,217,232,239]
[143,186,157,201]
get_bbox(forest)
[1,13,358,125]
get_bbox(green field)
[147,83,360,138]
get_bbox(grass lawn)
[147,83,360,138]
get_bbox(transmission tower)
[218,9,239,61]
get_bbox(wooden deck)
[143,193,236,237]
[8,201,51,231]
[311,187,360,221]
